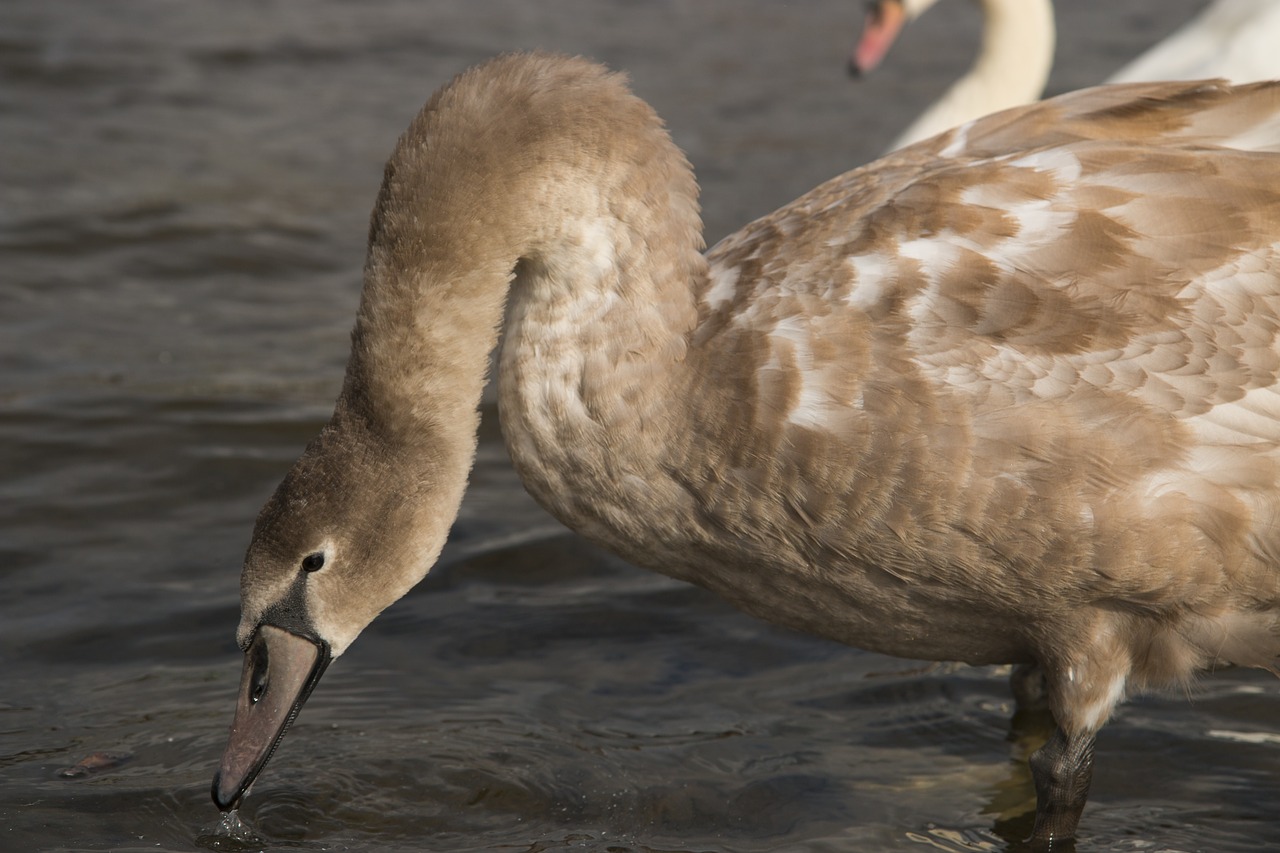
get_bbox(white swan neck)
[892,0,1055,148]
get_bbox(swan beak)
[211,624,331,811]
[850,0,906,76]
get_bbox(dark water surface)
[3,1,1276,851]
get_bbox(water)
[2,1,1274,851]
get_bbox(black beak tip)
[211,772,243,812]
[847,58,864,78]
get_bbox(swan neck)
[343,53,707,453]
[972,0,1055,101]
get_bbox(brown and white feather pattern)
[668,81,1280,725]
[218,56,1280,835]
[226,58,1280,824]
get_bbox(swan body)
[856,0,1280,150]
[212,53,1280,846]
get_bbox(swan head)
[212,402,464,811]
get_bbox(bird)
[211,51,1280,847]
[852,0,1280,150]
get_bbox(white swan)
[211,53,1280,847]
[854,0,1280,149]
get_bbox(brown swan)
[212,52,1280,846]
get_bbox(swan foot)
[1025,726,1095,850]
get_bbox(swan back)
[689,78,1280,675]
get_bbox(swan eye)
[301,552,326,573]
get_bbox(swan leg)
[1021,627,1128,847]
[1026,725,1096,848]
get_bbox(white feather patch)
[703,262,740,311]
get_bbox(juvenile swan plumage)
[213,53,1280,845]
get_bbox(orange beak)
[850,0,908,76]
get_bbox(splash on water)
[193,809,266,852]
